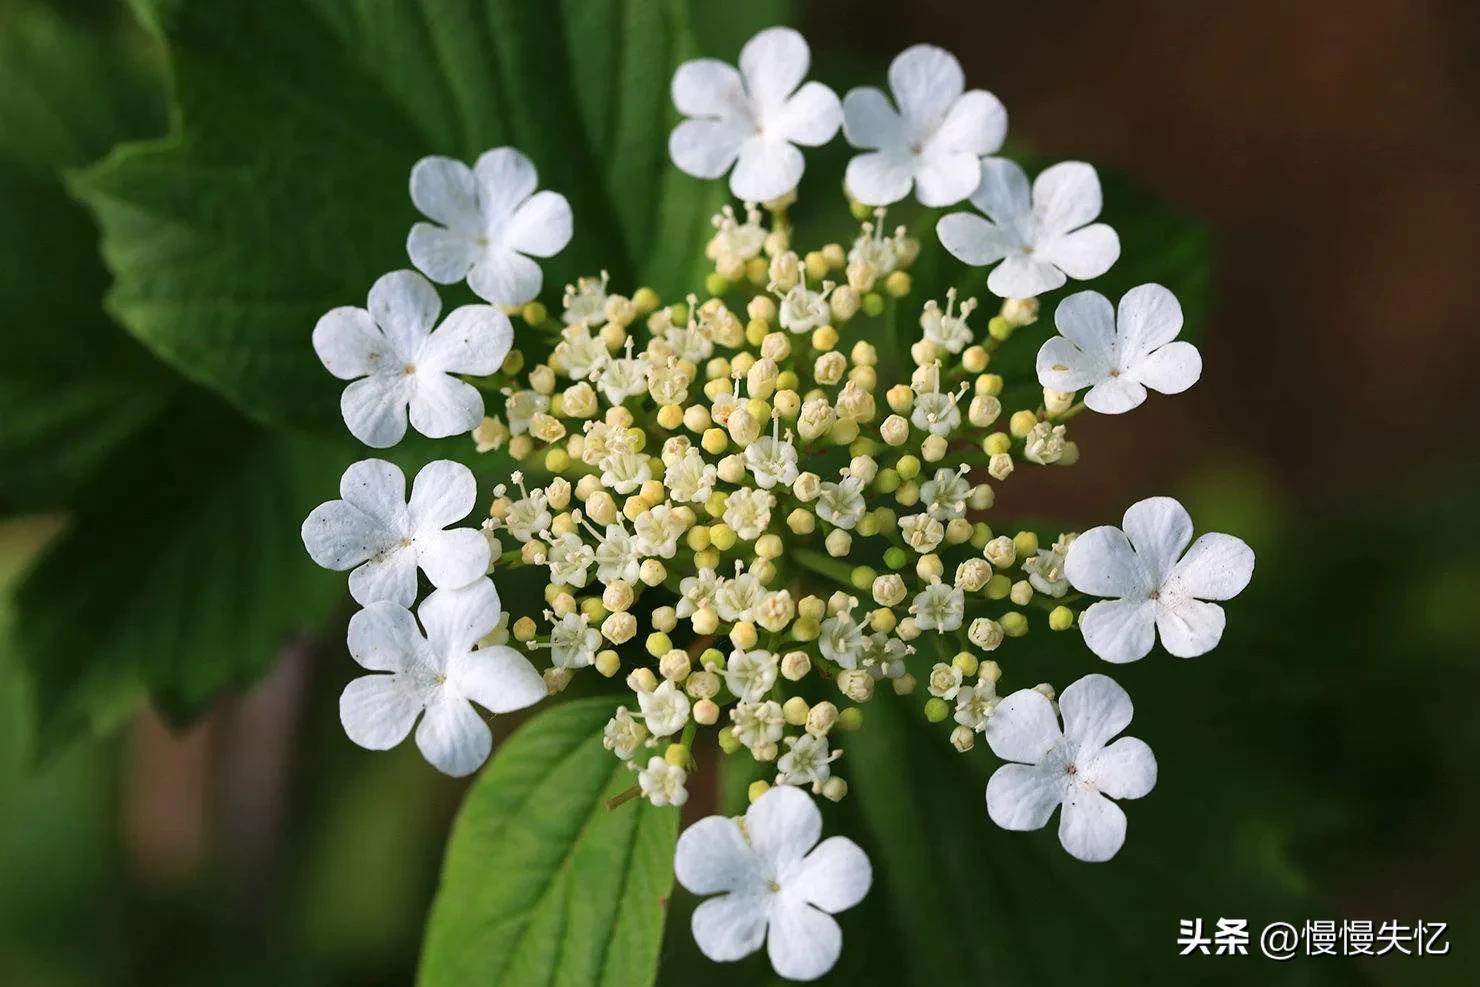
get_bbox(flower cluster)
[300,25,1253,982]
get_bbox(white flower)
[745,432,800,489]
[818,610,867,669]
[1024,533,1076,598]
[731,700,784,750]
[815,477,866,530]
[563,272,610,327]
[677,567,722,619]
[953,679,998,732]
[549,612,600,669]
[842,44,1007,207]
[775,734,839,791]
[919,467,970,520]
[504,390,550,436]
[776,275,834,334]
[669,27,842,203]
[936,158,1120,298]
[603,706,648,760]
[638,756,690,807]
[919,288,977,353]
[912,583,965,632]
[715,567,765,623]
[634,504,686,559]
[339,579,544,776]
[594,523,642,585]
[984,674,1157,862]
[406,147,572,306]
[674,786,871,981]
[1036,285,1202,414]
[666,447,719,503]
[302,459,489,607]
[553,323,609,380]
[909,388,962,436]
[313,270,512,448]
[899,513,945,554]
[857,633,909,680]
[545,532,595,588]
[725,648,779,702]
[927,662,964,700]
[638,679,691,737]
[1065,496,1254,663]
[723,488,775,541]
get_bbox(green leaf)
[420,697,678,987]
[71,0,774,428]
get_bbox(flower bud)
[872,573,906,607]
[806,701,839,737]
[968,394,1001,428]
[627,667,657,693]
[821,777,848,802]
[950,725,976,752]
[955,558,992,592]
[659,649,691,682]
[814,351,846,385]
[783,696,810,726]
[686,670,721,699]
[984,535,1016,568]
[693,698,720,725]
[797,397,836,441]
[987,453,1014,481]
[837,669,875,703]
[825,528,852,557]
[602,611,637,644]
[968,617,1004,650]
[602,580,634,613]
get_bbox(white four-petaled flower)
[301,459,489,607]
[1037,285,1201,414]
[985,673,1156,862]
[843,44,1007,207]
[313,270,513,448]
[1065,496,1255,663]
[340,578,545,777]
[669,27,841,203]
[674,785,871,981]
[937,158,1120,298]
[407,147,573,306]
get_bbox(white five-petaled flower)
[1037,284,1202,414]
[842,44,1007,207]
[302,459,489,607]
[406,147,573,306]
[937,158,1120,298]
[339,579,545,777]
[669,26,842,203]
[674,785,871,981]
[313,270,512,448]
[1065,496,1255,663]
[984,673,1157,862]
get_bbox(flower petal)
[1080,598,1157,664]
[406,223,481,284]
[844,149,913,206]
[1058,673,1133,754]
[407,459,477,530]
[1115,283,1182,361]
[1134,340,1202,395]
[841,86,903,150]
[449,644,545,715]
[1037,223,1119,280]
[739,27,810,110]
[472,146,538,222]
[302,500,384,571]
[368,270,440,355]
[888,44,963,130]
[418,305,513,377]
[672,57,746,118]
[1052,290,1115,354]
[340,673,426,750]
[313,306,389,381]
[347,547,418,608]
[746,785,820,874]
[1085,736,1157,800]
[767,895,842,982]
[503,190,572,258]
[1058,785,1127,862]
[675,816,761,896]
[774,81,841,147]
[338,458,407,526]
[1155,596,1227,658]
[417,579,501,658]
[466,246,542,307]
[415,691,491,776]
[985,762,1064,831]
[1032,161,1103,236]
[1165,533,1255,601]
[341,374,411,448]
[789,837,871,913]
[1064,524,1150,598]
[731,137,803,203]
[1082,376,1148,414]
[669,117,748,180]
[346,601,422,673]
[913,149,983,208]
[983,688,1061,764]
[1036,335,1104,394]
[929,88,1007,157]
[415,528,491,594]
[409,156,479,232]
[408,373,484,439]
[936,212,1015,266]
[986,255,1065,299]
[692,892,768,963]
[968,157,1032,236]
[1122,496,1194,586]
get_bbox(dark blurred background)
[3,1,1478,984]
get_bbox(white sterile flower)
[669,27,842,203]
[919,466,970,520]
[815,477,867,530]
[634,504,686,559]
[674,786,871,981]
[953,679,998,732]
[984,673,1157,862]
[677,567,722,619]
[731,700,784,750]
[545,532,595,588]
[639,756,690,807]
[726,648,780,702]
[745,429,800,489]
[776,734,839,791]
[638,679,691,737]
[340,579,544,777]
[1065,496,1255,663]
[912,582,965,632]
[1024,533,1076,598]
[406,147,572,306]
[919,288,978,353]
[666,447,719,503]
[603,706,648,760]
[818,610,867,669]
[549,612,600,668]
[723,488,775,541]
[313,270,513,448]
[563,271,610,327]
[303,459,488,607]
[1036,284,1202,414]
[842,44,1007,207]
[937,158,1120,298]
